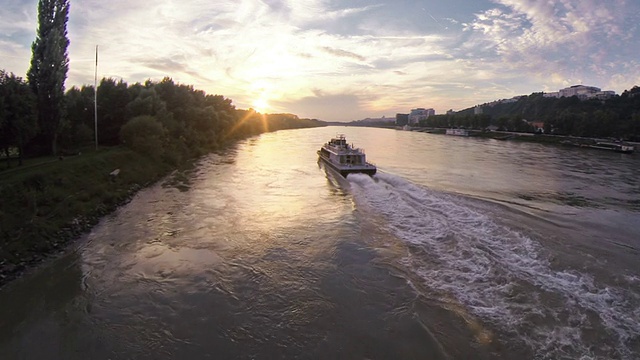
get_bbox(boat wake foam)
[347,172,640,359]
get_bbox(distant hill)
[423,86,640,141]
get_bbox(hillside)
[432,87,640,140]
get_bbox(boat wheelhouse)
[317,135,377,177]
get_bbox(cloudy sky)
[2,0,639,121]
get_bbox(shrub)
[119,115,166,158]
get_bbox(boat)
[561,139,634,153]
[588,141,634,153]
[317,135,377,177]
[445,128,469,136]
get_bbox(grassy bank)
[0,147,175,287]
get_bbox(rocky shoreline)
[0,146,174,291]
[0,182,143,290]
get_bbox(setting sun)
[252,97,269,113]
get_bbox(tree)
[62,85,95,149]
[120,115,166,158]
[0,71,37,166]
[27,0,70,155]
[97,78,130,145]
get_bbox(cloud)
[0,1,34,35]
[287,2,383,24]
[465,1,629,62]
[321,47,366,62]
[2,0,639,120]
[455,0,638,97]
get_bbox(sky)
[1,0,640,121]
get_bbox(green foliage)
[0,71,37,166]
[27,0,70,155]
[97,78,130,145]
[125,87,167,119]
[120,115,166,158]
[61,85,95,149]
[55,76,325,162]
[419,114,493,130]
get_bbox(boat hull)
[561,140,635,153]
[588,143,634,153]
[317,153,376,177]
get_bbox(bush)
[120,115,166,158]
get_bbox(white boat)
[445,128,469,136]
[317,135,377,177]
[588,141,634,153]
[561,139,635,153]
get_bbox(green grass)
[0,146,174,283]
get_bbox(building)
[528,121,545,133]
[594,91,615,100]
[543,85,615,100]
[408,108,435,124]
[561,85,601,98]
[474,106,483,115]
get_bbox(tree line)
[1,0,322,168]
[63,77,322,164]
[420,88,640,140]
[1,74,323,166]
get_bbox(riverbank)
[404,126,639,149]
[0,147,179,288]
[406,127,566,142]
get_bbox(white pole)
[94,45,98,150]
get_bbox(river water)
[1,126,639,359]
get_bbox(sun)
[252,97,269,113]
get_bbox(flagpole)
[94,45,98,150]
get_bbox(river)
[1,126,639,359]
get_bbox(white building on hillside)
[544,85,615,100]
[560,85,601,98]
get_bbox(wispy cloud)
[1,0,639,121]
[321,47,367,62]
[462,0,634,89]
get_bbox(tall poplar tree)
[27,0,70,155]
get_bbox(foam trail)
[348,173,640,359]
